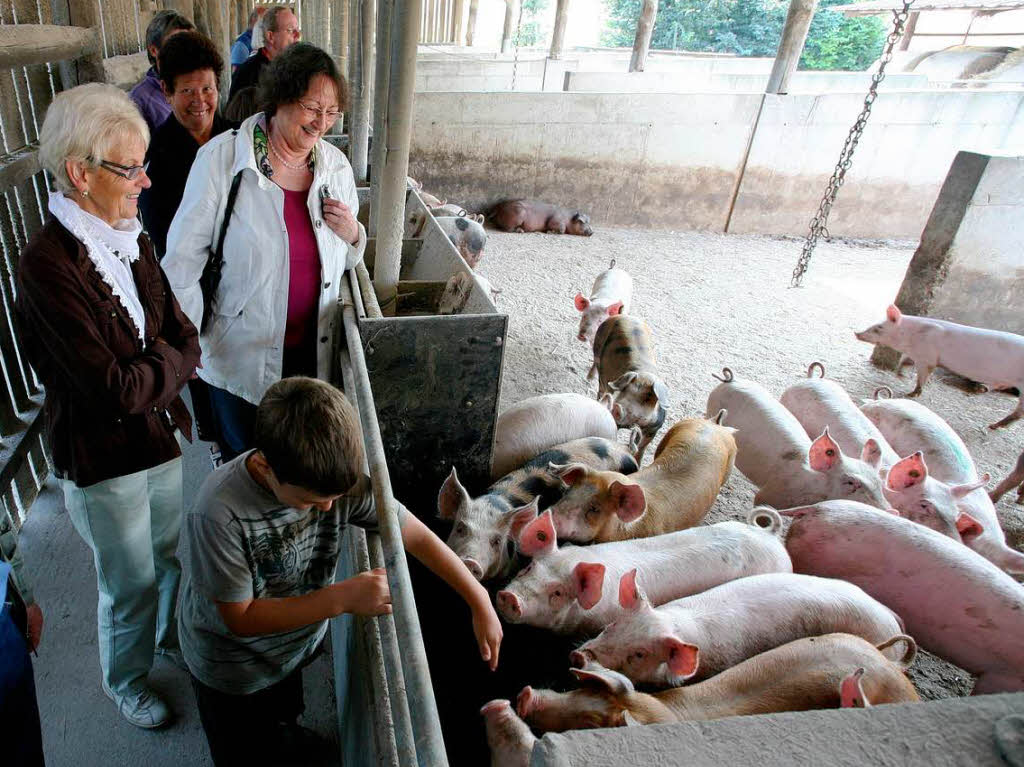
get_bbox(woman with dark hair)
[140,31,237,259]
[163,43,365,461]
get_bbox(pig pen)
[469,223,1024,710]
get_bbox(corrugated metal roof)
[831,0,1024,15]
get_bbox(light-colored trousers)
[61,455,183,694]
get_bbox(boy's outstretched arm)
[399,511,503,671]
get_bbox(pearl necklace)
[268,130,310,171]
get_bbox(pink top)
[282,188,321,353]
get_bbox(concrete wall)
[415,56,574,91]
[563,70,930,93]
[409,90,1024,237]
[924,153,1024,334]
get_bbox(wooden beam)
[549,0,569,59]
[0,146,40,193]
[628,0,657,72]
[0,24,99,69]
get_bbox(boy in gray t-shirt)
[180,377,502,765]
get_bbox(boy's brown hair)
[254,377,364,495]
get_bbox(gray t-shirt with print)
[179,450,405,694]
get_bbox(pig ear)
[574,293,590,312]
[618,568,650,612]
[505,498,540,542]
[599,392,615,412]
[610,480,646,523]
[662,636,700,680]
[622,710,642,727]
[808,428,843,473]
[951,473,989,499]
[573,561,606,610]
[549,461,590,487]
[886,452,928,490]
[840,667,869,708]
[608,371,637,392]
[438,467,471,521]
[652,379,670,407]
[955,511,985,542]
[860,439,883,470]
[518,510,558,558]
[886,304,902,324]
[570,663,635,696]
[628,425,643,455]
[607,301,624,317]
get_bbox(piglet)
[783,500,1024,694]
[480,700,535,767]
[570,571,903,687]
[432,203,485,223]
[861,397,1024,574]
[497,509,791,635]
[991,450,1024,505]
[517,634,917,731]
[591,315,669,461]
[435,216,488,269]
[440,437,637,581]
[854,304,1024,429]
[491,393,618,480]
[544,416,736,544]
[575,259,633,346]
[706,368,888,510]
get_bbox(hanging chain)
[791,0,916,287]
[511,1,526,91]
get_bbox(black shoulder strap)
[215,169,244,261]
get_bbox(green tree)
[602,0,885,71]
[517,0,551,46]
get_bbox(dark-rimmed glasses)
[86,157,146,181]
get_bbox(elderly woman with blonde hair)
[15,83,200,729]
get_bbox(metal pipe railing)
[339,269,449,767]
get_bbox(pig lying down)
[861,396,1024,574]
[497,509,791,635]
[545,416,736,544]
[591,315,669,462]
[706,368,888,509]
[855,304,1024,429]
[576,259,633,346]
[783,500,1024,694]
[517,633,918,731]
[489,199,594,236]
[440,437,637,581]
[491,393,619,480]
[570,570,903,687]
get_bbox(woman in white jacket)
[163,43,366,460]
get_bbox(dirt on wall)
[471,223,1024,702]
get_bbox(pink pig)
[480,700,535,767]
[854,304,1024,429]
[575,259,633,346]
[783,499,1024,694]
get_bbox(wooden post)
[628,0,657,72]
[197,1,231,104]
[501,0,519,54]
[0,25,101,70]
[898,10,919,51]
[466,0,478,46]
[765,0,818,94]
[66,0,106,84]
[549,0,569,60]
[162,1,196,22]
[369,0,393,237]
[453,0,464,44]
[349,0,373,182]
[373,0,419,316]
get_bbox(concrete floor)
[17,427,341,767]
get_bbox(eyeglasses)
[87,157,146,181]
[297,100,341,123]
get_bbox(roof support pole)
[466,0,478,46]
[549,0,569,60]
[765,0,819,94]
[628,0,658,72]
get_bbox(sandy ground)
[474,225,1024,702]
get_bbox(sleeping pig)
[489,199,593,236]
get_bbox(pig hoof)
[906,390,922,398]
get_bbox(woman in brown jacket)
[16,83,200,730]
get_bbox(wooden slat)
[0,23,99,69]
[0,144,39,191]
[0,405,44,500]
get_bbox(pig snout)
[497,590,524,621]
[516,686,536,717]
[569,649,593,668]
[462,557,484,580]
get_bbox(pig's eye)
[630,651,645,663]
[491,535,502,549]
[553,588,562,598]
[455,522,468,536]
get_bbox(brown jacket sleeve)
[17,236,198,416]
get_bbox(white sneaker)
[102,682,172,729]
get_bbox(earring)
[82,189,89,197]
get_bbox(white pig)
[861,397,1024,574]
[436,216,488,269]
[575,259,633,346]
[854,304,1024,429]
[705,368,888,510]
[780,364,983,538]
[496,509,791,635]
[570,571,903,688]
[783,500,1024,694]
[480,700,535,767]
[491,393,618,480]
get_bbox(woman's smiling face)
[271,73,340,155]
[167,68,218,140]
[78,131,151,225]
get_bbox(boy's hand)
[334,568,392,616]
[472,598,503,671]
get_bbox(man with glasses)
[228,5,300,102]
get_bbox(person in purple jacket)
[129,10,193,134]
